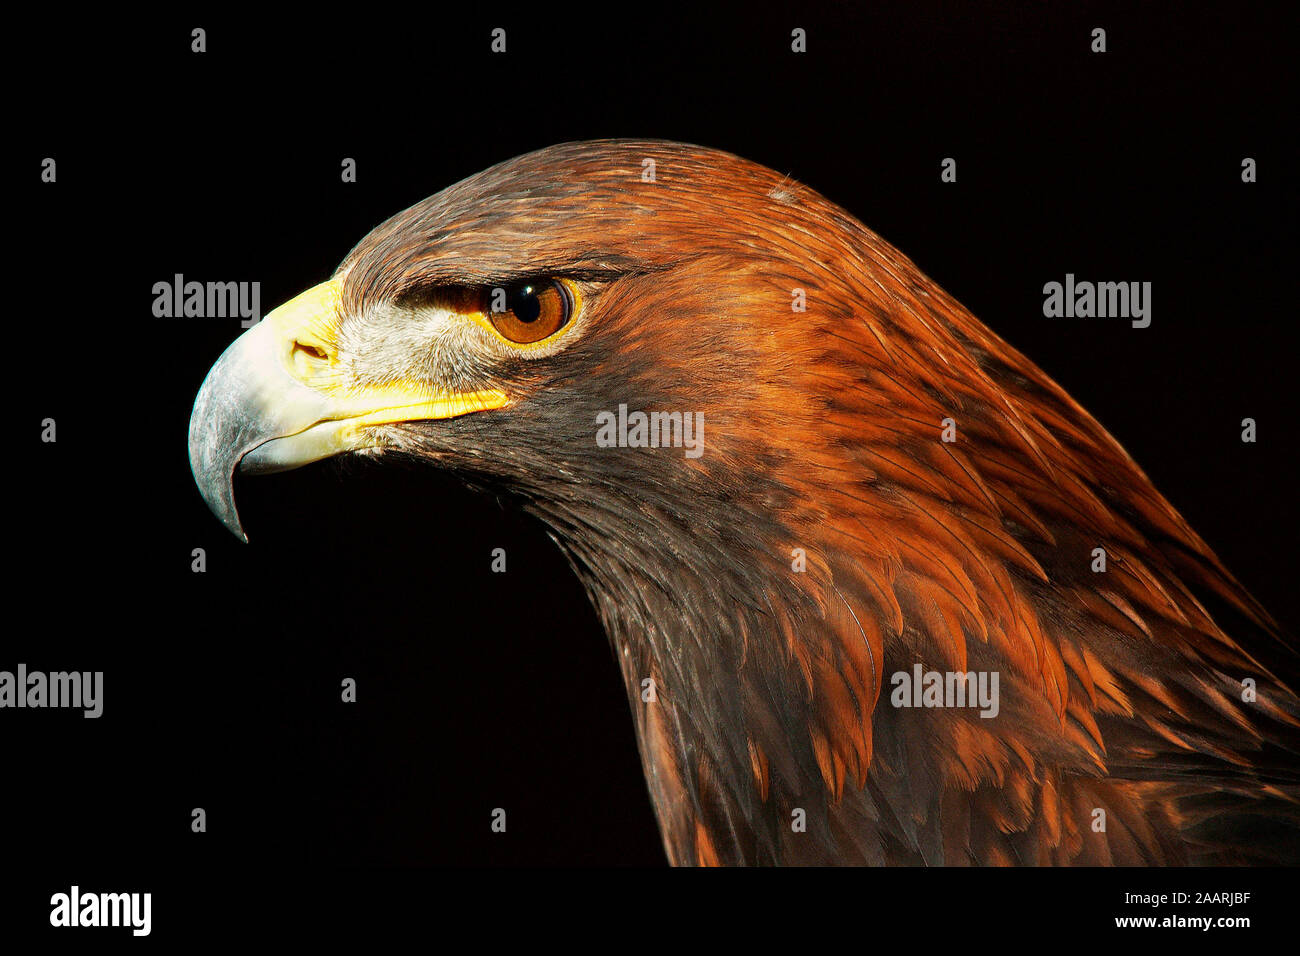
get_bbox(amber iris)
[486,279,574,344]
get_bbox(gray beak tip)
[188,342,259,545]
[187,309,343,545]
[187,443,252,543]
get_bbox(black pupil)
[510,283,543,323]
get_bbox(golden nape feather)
[189,139,1300,865]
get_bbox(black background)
[8,0,1297,942]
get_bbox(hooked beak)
[187,278,507,541]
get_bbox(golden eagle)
[189,140,1300,865]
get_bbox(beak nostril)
[293,341,328,362]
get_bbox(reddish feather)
[338,140,1300,864]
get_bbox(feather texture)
[337,140,1300,865]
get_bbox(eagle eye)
[485,278,575,345]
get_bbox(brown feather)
[336,140,1300,864]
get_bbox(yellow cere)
[265,278,509,424]
[267,278,346,369]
